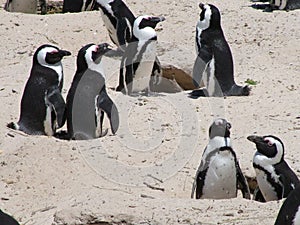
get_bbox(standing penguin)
[66,43,119,140]
[96,0,163,90]
[115,15,165,95]
[191,118,250,199]
[62,0,98,13]
[189,3,250,98]
[247,135,300,202]
[7,44,71,136]
[274,185,300,225]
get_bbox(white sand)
[0,0,299,224]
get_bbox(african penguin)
[251,0,300,11]
[191,118,250,200]
[274,185,300,225]
[5,0,47,14]
[189,3,250,98]
[7,44,71,136]
[96,0,135,50]
[97,0,163,91]
[247,135,300,202]
[0,209,20,225]
[63,0,98,13]
[66,43,119,140]
[115,15,165,95]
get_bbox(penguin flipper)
[46,87,66,128]
[192,45,212,88]
[150,57,162,85]
[116,17,132,50]
[235,159,251,199]
[96,90,119,135]
[253,187,266,202]
[191,146,217,199]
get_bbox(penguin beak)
[150,16,166,24]
[97,43,112,55]
[199,3,205,10]
[226,122,232,130]
[92,43,112,63]
[247,135,264,144]
[46,49,71,64]
[58,50,71,57]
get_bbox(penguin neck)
[209,136,231,147]
[88,62,105,78]
[133,26,157,41]
[253,151,282,167]
[39,62,63,86]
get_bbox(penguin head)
[133,15,165,40]
[137,15,165,29]
[197,3,221,30]
[34,44,71,66]
[209,118,231,139]
[247,135,284,162]
[76,43,111,72]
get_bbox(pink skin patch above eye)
[215,119,223,126]
[264,138,273,146]
[50,50,58,54]
[93,45,99,53]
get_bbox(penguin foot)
[253,187,266,202]
[7,122,18,130]
[188,88,209,98]
[54,130,71,140]
[99,128,108,137]
[225,85,251,96]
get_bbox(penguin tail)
[242,85,251,96]
[7,122,18,130]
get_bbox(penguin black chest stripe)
[253,162,283,199]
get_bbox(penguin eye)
[265,140,273,147]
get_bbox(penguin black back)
[0,209,20,225]
[190,3,250,97]
[63,0,98,13]
[274,185,300,225]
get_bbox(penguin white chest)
[203,57,216,96]
[255,168,279,201]
[132,41,156,93]
[44,100,54,136]
[202,151,237,199]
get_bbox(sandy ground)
[0,0,299,224]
